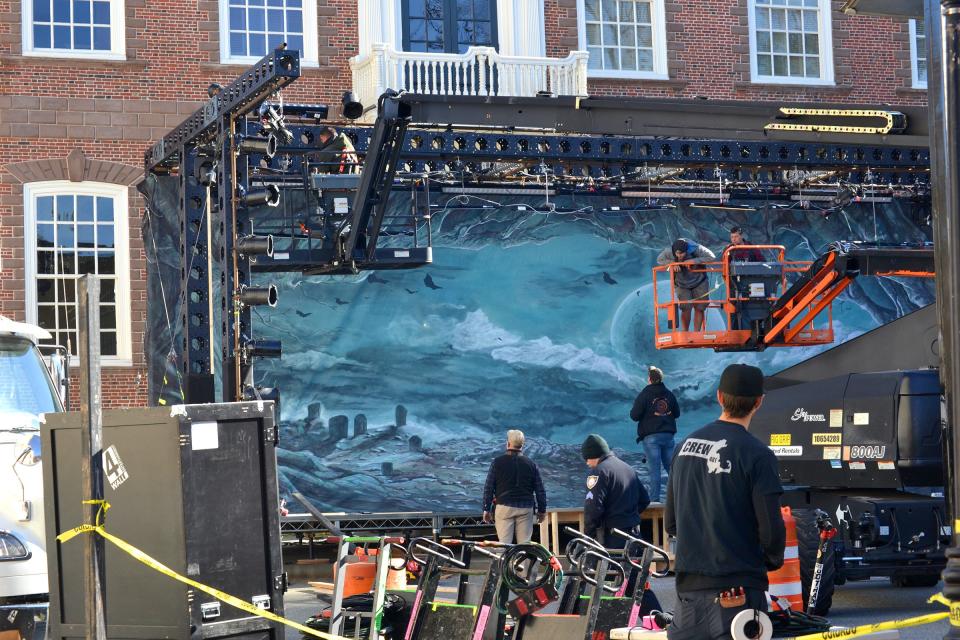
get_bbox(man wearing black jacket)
[630,366,680,502]
[482,430,547,543]
[581,434,650,549]
[665,364,786,640]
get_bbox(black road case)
[42,402,285,640]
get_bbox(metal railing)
[651,245,835,349]
[350,44,589,112]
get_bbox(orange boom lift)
[653,242,934,352]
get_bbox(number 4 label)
[104,444,130,490]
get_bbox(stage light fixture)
[239,183,281,208]
[259,104,294,144]
[238,284,278,307]
[241,338,282,360]
[236,234,274,257]
[341,91,364,120]
[237,133,278,159]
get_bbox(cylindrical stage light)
[236,234,274,257]
[239,184,281,208]
[237,133,278,159]
[239,284,278,307]
[341,91,364,120]
[243,339,282,359]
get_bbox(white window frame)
[909,18,927,89]
[747,0,834,86]
[576,0,668,80]
[218,0,319,66]
[23,181,132,367]
[21,0,126,60]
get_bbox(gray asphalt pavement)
[283,574,950,639]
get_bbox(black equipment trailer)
[751,310,948,615]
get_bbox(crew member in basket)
[665,364,786,640]
[657,238,716,332]
[581,434,650,549]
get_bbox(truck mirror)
[46,349,69,410]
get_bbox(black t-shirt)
[665,420,785,591]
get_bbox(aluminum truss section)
[281,512,487,536]
[392,94,929,146]
[145,48,301,172]
[179,150,219,401]
[340,127,930,174]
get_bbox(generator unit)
[751,368,947,615]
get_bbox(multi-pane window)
[910,19,927,89]
[24,183,130,362]
[402,0,497,54]
[219,0,318,65]
[577,0,667,78]
[23,0,125,58]
[750,0,833,84]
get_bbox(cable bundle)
[500,542,564,593]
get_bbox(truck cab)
[0,316,65,637]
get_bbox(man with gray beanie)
[581,434,650,549]
[665,363,785,640]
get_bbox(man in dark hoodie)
[630,366,680,502]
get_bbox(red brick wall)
[0,139,150,408]
[0,0,358,107]
[544,0,926,105]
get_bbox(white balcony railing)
[350,44,589,112]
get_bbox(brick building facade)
[0,0,927,408]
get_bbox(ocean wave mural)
[143,180,935,512]
[249,195,934,512]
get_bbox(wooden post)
[78,275,107,640]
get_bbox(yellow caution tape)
[58,501,350,640]
[764,107,905,135]
[775,611,948,639]
[930,593,960,627]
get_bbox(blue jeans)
[642,432,675,502]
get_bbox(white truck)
[0,316,66,640]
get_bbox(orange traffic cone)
[767,506,803,611]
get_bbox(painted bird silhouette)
[335,298,349,305]
[295,310,312,318]
[368,273,388,284]
[602,272,618,285]
[405,288,417,294]
[424,274,442,290]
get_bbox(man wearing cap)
[665,364,786,640]
[657,238,716,332]
[481,429,548,544]
[630,366,681,502]
[581,434,651,549]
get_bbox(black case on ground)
[43,402,284,640]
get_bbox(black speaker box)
[42,402,285,640]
